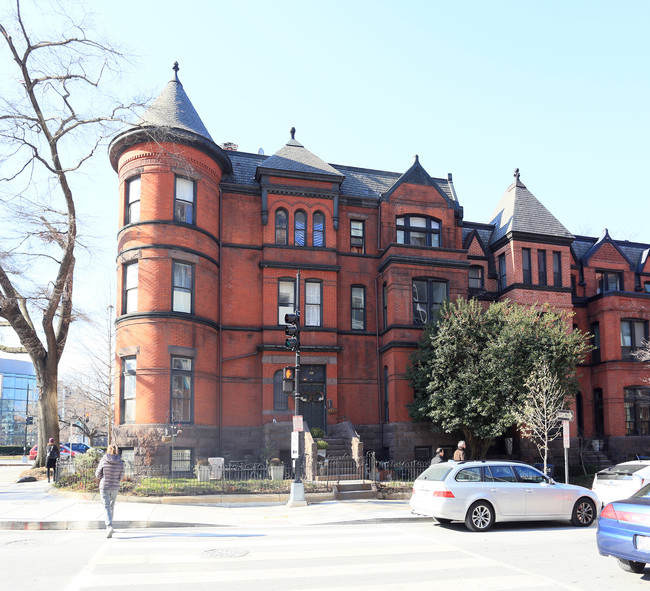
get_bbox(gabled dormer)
[380,156,463,250]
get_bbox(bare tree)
[60,299,115,446]
[633,340,650,385]
[517,361,569,475]
[0,1,132,465]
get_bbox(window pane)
[313,213,324,247]
[305,282,321,326]
[125,263,138,289]
[351,221,363,237]
[173,290,192,313]
[172,357,192,371]
[127,177,141,224]
[431,282,447,307]
[410,231,426,246]
[396,230,405,244]
[175,177,194,203]
[306,282,320,304]
[173,263,192,289]
[174,201,193,223]
[410,217,426,228]
[172,375,192,397]
[295,212,306,246]
[621,322,632,348]
[275,210,287,245]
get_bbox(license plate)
[636,535,650,552]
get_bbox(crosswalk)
[61,523,586,591]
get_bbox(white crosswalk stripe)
[63,524,570,591]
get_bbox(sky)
[1,0,649,371]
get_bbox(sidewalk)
[0,464,426,531]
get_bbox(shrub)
[311,427,325,439]
[316,440,329,450]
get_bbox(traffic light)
[85,412,90,423]
[25,416,33,425]
[282,366,296,394]
[284,312,299,351]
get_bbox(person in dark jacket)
[45,438,59,483]
[430,447,445,465]
[95,444,125,538]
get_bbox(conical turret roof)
[109,63,231,173]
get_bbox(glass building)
[0,357,38,448]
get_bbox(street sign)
[557,409,574,421]
[291,431,299,459]
[563,420,570,449]
[293,415,304,432]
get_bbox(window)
[125,176,140,224]
[537,250,547,285]
[621,319,648,360]
[513,465,546,484]
[275,209,288,245]
[278,279,295,325]
[351,286,366,331]
[412,279,447,325]
[174,176,195,224]
[382,282,388,329]
[597,271,622,293]
[485,465,517,483]
[305,280,322,327]
[313,212,325,247]
[645,282,650,293]
[456,468,482,482]
[123,262,138,314]
[273,369,288,411]
[171,356,193,423]
[469,266,484,290]
[522,248,532,284]
[553,252,562,287]
[498,254,507,290]
[294,210,306,246]
[172,261,193,314]
[625,387,650,435]
[591,322,600,364]
[351,220,364,253]
[396,215,440,247]
[121,357,136,424]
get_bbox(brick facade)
[108,70,650,465]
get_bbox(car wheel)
[617,559,646,574]
[465,501,495,532]
[571,497,596,527]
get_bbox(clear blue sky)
[89,0,649,241]
[3,1,650,369]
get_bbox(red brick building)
[109,65,650,466]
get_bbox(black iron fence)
[54,453,429,497]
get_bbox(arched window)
[294,210,306,246]
[313,212,325,247]
[396,215,440,247]
[275,209,288,245]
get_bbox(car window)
[456,467,482,482]
[513,465,547,484]
[416,465,453,481]
[485,465,517,483]
[597,463,650,481]
[632,483,650,499]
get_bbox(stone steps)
[332,481,376,500]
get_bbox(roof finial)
[514,167,520,182]
[172,61,179,82]
[290,127,296,140]
[414,154,419,162]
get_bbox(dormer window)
[396,216,440,247]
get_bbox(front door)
[298,365,326,433]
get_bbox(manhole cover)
[202,548,249,559]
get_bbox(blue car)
[597,482,650,573]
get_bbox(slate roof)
[489,172,573,245]
[256,130,344,179]
[137,65,214,142]
[572,229,650,271]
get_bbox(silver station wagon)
[410,460,599,532]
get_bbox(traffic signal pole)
[287,270,307,507]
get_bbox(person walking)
[430,447,445,465]
[45,438,59,483]
[95,444,125,538]
[453,440,466,461]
